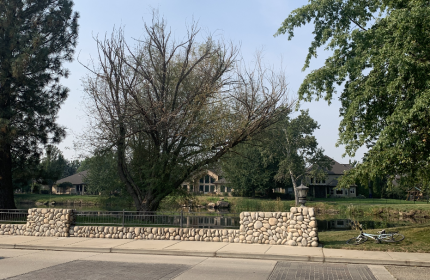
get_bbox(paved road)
[2,248,428,279]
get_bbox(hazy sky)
[57,0,367,163]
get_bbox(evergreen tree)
[0,0,79,208]
[62,159,80,177]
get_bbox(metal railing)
[73,209,240,229]
[0,209,28,224]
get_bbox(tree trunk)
[289,171,299,206]
[0,143,16,209]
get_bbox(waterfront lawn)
[15,193,101,205]
[195,196,430,215]
[319,223,430,253]
[312,197,429,205]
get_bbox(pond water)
[15,202,430,230]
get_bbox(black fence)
[0,209,28,224]
[73,210,240,229]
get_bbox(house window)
[316,179,320,184]
[205,185,209,192]
[322,179,326,183]
[189,185,194,192]
[200,185,204,192]
[183,185,187,190]
[331,188,334,195]
[311,178,314,183]
[337,220,344,226]
[205,175,210,183]
[200,178,204,183]
[336,189,343,194]
[210,177,215,183]
[221,186,226,192]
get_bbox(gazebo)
[406,187,423,201]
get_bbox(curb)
[1,244,430,267]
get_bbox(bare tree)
[81,14,293,211]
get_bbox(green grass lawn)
[319,223,430,253]
[312,197,429,205]
[194,196,430,216]
[14,194,430,218]
[15,193,102,205]
[11,193,430,253]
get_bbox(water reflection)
[182,215,240,229]
[15,203,430,231]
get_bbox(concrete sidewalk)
[1,235,429,267]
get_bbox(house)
[53,170,88,195]
[307,159,357,198]
[182,169,232,194]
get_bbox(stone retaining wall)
[0,207,318,247]
[239,207,318,247]
[0,208,73,237]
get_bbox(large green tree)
[0,0,78,208]
[83,15,291,212]
[276,0,430,188]
[221,138,283,197]
[39,145,67,194]
[80,152,124,196]
[268,110,333,205]
[62,159,80,178]
[222,109,331,204]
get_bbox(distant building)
[53,170,88,195]
[307,159,357,198]
[182,169,232,194]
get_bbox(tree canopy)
[0,0,79,208]
[80,152,124,196]
[269,110,332,205]
[82,14,292,211]
[220,136,284,197]
[39,145,67,193]
[276,0,430,187]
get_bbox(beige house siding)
[182,170,232,194]
[328,186,357,198]
[52,185,77,195]
[307,159,357,198]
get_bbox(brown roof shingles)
[56,170,88,185]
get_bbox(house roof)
[407,186,422,192]
[326,178,339,187]
[325,158,353,175]
[214,178,230,184]
[208,168,223,176]
[56,170,88,185]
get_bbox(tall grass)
[231,197,294,212]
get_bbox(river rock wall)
[239,207,318,247]
[0,207,318,246]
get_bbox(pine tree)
[0,0,79,209]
